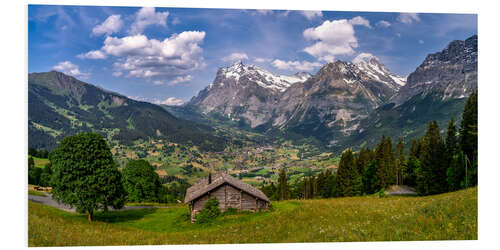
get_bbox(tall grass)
[28,187,477,246]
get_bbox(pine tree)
[375,136,396,189]
[460,92,478,186]
[395,137,407,185]
[277,168,290,200]
[446,150,466,191]
[337,149,362,196]
[406,139,422,187]
[417,121,447,195]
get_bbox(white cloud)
[303,19,359,62]
[349,16,371,28]
[153,75,193,86]
[92,14,123,36]
[222,52,248,62]
[129,7,169,35]
[299,11,323,20]
[254,9,274,15]
[112,71,123,77]
[77,50,107,59]
[397,13,420,24]
[154,97,185,106]
[53,61,90,79]
[271,59,321,71]
[352,52,378,64]
[419,40,425,44]
[376,20,391,28]
[253,57,271,63]
[81,31,206,79]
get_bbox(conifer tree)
[337,149,362,196]
[417,121,447,195]
[406,138,422,187]
[277,168,290,200]
[395,137,407,185]
[460,92,478,186]
[375,136,396,189]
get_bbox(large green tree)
[460,92,478,187]
[416,121,447,195]
[395,137,407,185]
[122,159,162,202]
[337,149,362,196]
[375,136,396,189]
[277,168,290,200]
[49,133,126,221]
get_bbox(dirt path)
[28,193,170,213]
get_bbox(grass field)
[28,187,477,246]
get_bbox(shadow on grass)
[92,208,158,223]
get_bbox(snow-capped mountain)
[209,61,311,92]
[355,56,406,90]
[190,61,311,128]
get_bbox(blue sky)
[28,5,477,105]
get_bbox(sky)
[28,5,477,106]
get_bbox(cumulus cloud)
[253,9,274,15]
[271,59,321,71]
[53,61,90,78]
[376,20,391,28]
[154,75,193,86]
[349,16,371,28]
[79,31,206,80]
[299,11,323,20]
[154,97,185,106]
[253,57,271,63]
[352,52,378,64]
[303,19,359,62]
[222,52,248,62]
[397,13,420,24]
[129,7,169,35]
[77,50,107,59]
[92,14,123,36]
[112,71,123,77]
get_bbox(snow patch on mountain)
[218,61,311,92]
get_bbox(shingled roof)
[184,172,270,203]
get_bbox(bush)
[196,197,220,224]
[377,189,387,198]
[222,207,238,216]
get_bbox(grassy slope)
[28,187,477,246]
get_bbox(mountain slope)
[189,61,311,128]
[343,35,478,150]
[28,71,232,151]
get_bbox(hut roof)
[184,172,270,203]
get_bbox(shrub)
[223,207,238,216]
[196,197,220,224]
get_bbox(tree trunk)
[88,211,93,222]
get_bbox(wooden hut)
[184,172,270,222]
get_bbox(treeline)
[28,138,189,204]
[261,92,478,199]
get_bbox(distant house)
[184,172,270,222]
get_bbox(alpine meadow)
[27,5,478,247]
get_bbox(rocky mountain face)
[344,35,478,151]
[190,58,406,145]
[28,71,232,151]
[188,35,477,151]
[189,61,311,128]
[389,35,477,106]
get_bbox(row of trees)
[33,133,188,221]
[261,92,478,199]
